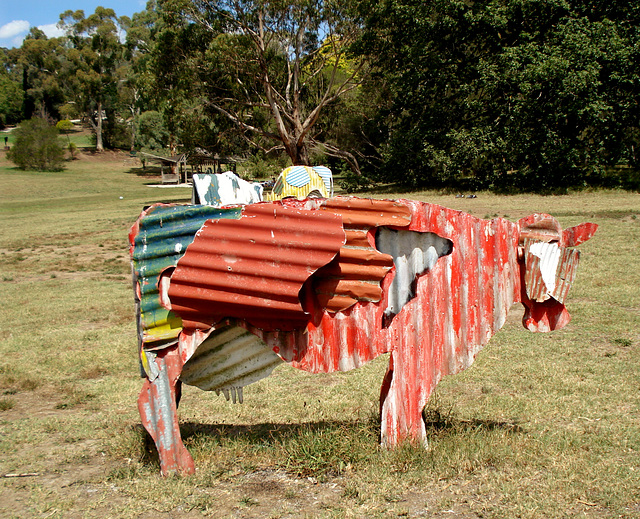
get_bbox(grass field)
[0,149,639,518]
[2,124,98,151]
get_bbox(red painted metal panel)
[132,196,598,475]
[168,203,346,331]
[244,202,522,380]
[562,222,598,247]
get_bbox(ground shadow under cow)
[132,413,524,472]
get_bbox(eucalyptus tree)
[148,0,208,157]
[59,7,126,151]
[180,0,364,169]
[0,48,24,126]
[11,28,68,121]
[121,1,164,150]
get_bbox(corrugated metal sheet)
[562,222,599,247]
[168,203,346,331]
[313,232,395,312]
[129,204,242,346]
[313,166,333,196]
[518,213,562,244]
[524,239,580,303]
[244,202,523,381]
[318,197,412,227]
[133,196,597,475]
[311,197,413,312]
[180,320,282,400]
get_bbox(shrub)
[136,110,168,152]
[7,118,65,171]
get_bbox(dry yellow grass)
[0,151,639,518]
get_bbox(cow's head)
[518,214,597,332]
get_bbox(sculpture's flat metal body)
[129,196,597,475]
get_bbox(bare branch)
[312,139,362,176]
[206,100,282,142]
[298,63,365,147]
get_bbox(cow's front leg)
[379,353,429,449]
[138,345,195,475]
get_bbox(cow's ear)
[562,223,598,247]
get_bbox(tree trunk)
[130,106,139,152]
[283,131,310,166]
[95,101,104,152]
[169,133,179,181]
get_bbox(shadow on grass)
[125,165,163,178]
[179,418,377,444]
[127,411,525,478]
[129,418,379,475]
[423,407,524,435]
[132,411,523,464]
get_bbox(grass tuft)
[0,397,15,411]
[611,337,633,348]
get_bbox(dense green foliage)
[0,0,637,190]
[355,0,640,191]
[136,110,169,152]
[7,118,65,171]
[0,48,21,127]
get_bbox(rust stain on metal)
[318,196,412,226]
[167,203,346,331]
[311,197,412,312]
[130,196,598,476]
[518,213,562,244]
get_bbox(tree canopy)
[354,0,640,190]
[58,7,127,152]
[0,1,637,190]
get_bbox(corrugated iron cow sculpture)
[129,197,597,475]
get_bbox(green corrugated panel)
[131,204,242,345]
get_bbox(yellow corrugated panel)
[266,166,329,201]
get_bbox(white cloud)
[11,35,26,47]
[38,24,65,39]
[0,20,30,39]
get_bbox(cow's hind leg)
[138,345,195,475]
[379,354,429,449]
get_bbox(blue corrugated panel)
[284,166,311,187]
[312,166,333,196]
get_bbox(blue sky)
[0,0,147,48]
